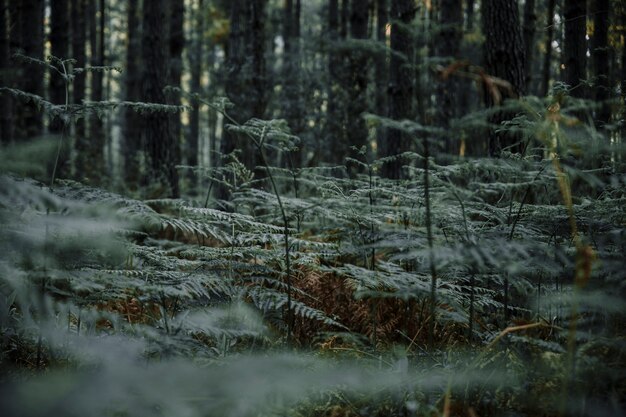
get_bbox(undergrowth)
[0,86,625,416]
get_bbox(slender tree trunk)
[16,0,44,140]
[563,0,587,98]
[466,0,475,31]
[282,0,303,165]
[141,0,179,197]
[224,0,267,160]
[341,0,349,39]
[87,0,105,179]
[0,0,12,144]
[375,0,388,159]
[345,0,369,163]
[591,0,610,127]
[218,0,267,198]
[542,0,556,96]
[436,0,462,155]
[522,0,536,93]
[621,9,626,147]
[482,0,526,156]
[72,0,88,180]
[122,0,142,187]
[168,0,184,186]
[50,0,70,134]
[382,0,415,179]
[326,0,344,164]
[188,0,204,183]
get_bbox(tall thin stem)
[424,135,437,349]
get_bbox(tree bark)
[218,0,267,199]
[141,0,179,197]
[345,0,369,163]
[188,0,204,181]
[522,0,536,93]
[15,0,44,140]
[563,0,587,98]
[435,0,462,155]
[50,0,70,134]
[168,0,184,182]
[72,0,87,181]
[466,0,475,31]
[482,0,526,156]
[0,0,12,144]
[541,0,556,96]
[382,0,415,178]
[591,0,610,127]
[122,0,142,187]
[87,0,105,179]
[375,0,388,159]
[282,0,304,165]
[325,0,344,164]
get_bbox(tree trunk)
[541,0,556,96]
[435,0,462,155]
[87,0,105,179]
[375,0,388,160]
[563,0,587,98]
[72,0,88,178]
[188,0,204,182]
[222,0,267,167]
[141,0,179,197]
[522,0,536,93]
[282,0,304,165]
[345,0,369,165]
[122,0,142,188]
[0,0,12,144]
[340,0,349,39]
[591,0,610,127]
[325,0,344,164]
[466,0,475,31]
[482,0,526,156]
[49,0,70,134]
[382,0,415,179]
[167,0,184,184]
[15,0,44,140]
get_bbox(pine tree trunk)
[72,0,88,178]
[15,0,44,140]
[168,0,184,184]
[87,0,105,179]
[222,0,267,171]
[522,0,536,93]
[188,0,204,183]
[0,0,12,144]
[282,0,303,166]
[591,0,610,127]
[482,0,526,156]
[122,0,142,187]
[141,0,179,197]
[541,0,556,96]
[466,0,475,31]
[325,0,343,164]
[375,0,388,160]
[382,0,415,179]
[50,0,70,134]
[435,0,462,155]
[345,0,369,164]
[563,0,587,98]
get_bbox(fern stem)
[202,101,294,342]
[424,135,437,349]
[468,273,475,343]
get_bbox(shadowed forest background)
[0,0,625,416]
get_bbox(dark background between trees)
[0,0,623,195]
